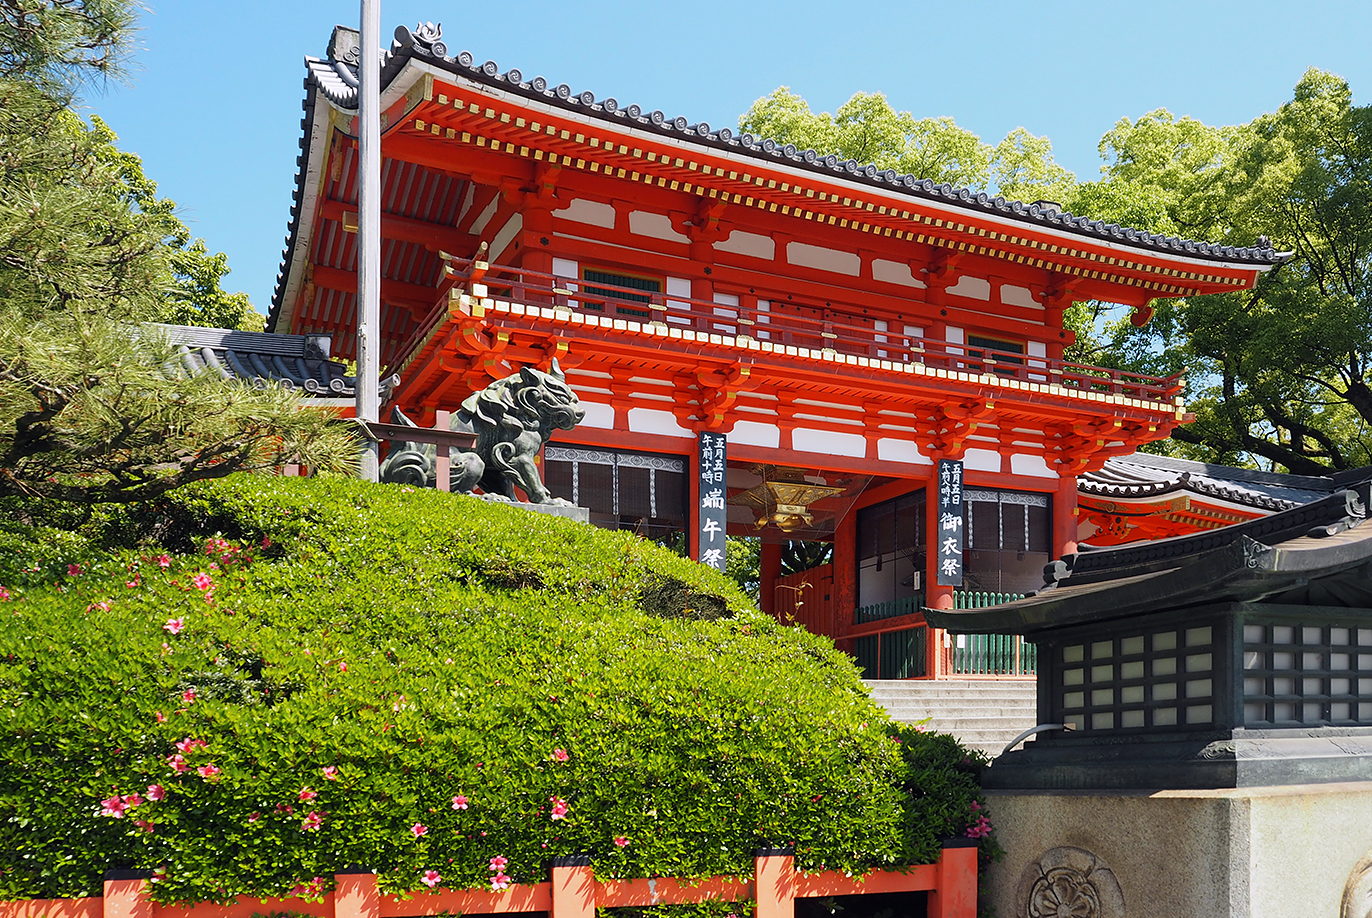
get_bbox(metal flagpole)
[355,0,382,481]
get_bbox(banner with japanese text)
[697,432,727,571]
[936,458,965,586]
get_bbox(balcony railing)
[442,257,1183,402]
[855,594,925,624]
[949,590,1035,676]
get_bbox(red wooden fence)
[0,847,977,918]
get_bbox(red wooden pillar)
[760,539,783,616]
[755,849,796,918]
[927,842,978,918]
[1054,471,1078,559]
[833,508,857,638]
[550,856,595,918]
[335,871,381,918]
[102,872,151,918]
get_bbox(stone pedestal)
[984,781,1372,917]
[509,500,590,524]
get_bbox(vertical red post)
[1053,473,1078,560]
[755,849,795,918]
[550,856,595,918]
[334,871,380,918]
[927,842,977,918]
[434,409,451,492]
[102,873,151,918]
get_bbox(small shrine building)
[268,23,1284,678]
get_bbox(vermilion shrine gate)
[269,23,1283,678]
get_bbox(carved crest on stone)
[1017,846,1124,918]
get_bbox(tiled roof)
[1079,453,1335,512]
[270,22,1290,329]
[153,324,397,399]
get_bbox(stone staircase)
[864,679,1038,759]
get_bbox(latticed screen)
[581,269,659,319]
[1242,623,1372,725]
[856,490,925,609]
[1056,625,1215,732]
[854,626,928,680]
[543,446,687,549]
[964,488,1050,595]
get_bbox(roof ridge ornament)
[397,21,446,58]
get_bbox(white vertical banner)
[697,432,727,571]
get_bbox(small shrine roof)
[926,473,1372,635]
[1080,453,1335,512]
[152,324,397,400]
[270,22,1290,327]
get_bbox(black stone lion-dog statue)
[378,361,584,505]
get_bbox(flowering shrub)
[0,477,990,903]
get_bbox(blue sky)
[88,0,1371,318]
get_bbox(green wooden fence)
[854,593,925,624]
[950,590,1036,675]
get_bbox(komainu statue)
[378,362,584,506]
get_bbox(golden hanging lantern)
[729,466,845,532]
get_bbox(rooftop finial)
[409,21,446,57]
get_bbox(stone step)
[864,678,1039,759]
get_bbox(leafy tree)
[0,0,135,99]
[739,87,1074,201]
[1,0,352,503]
[1072,70,1372,473]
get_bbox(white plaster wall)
[729,420,781,449]
[947,275,991,300]
[878,438,933,465]
[555,198,616,228]
[872,259,926,288]
[1010,453,1058,478]
[786,241,860,276]
[1002,284,1039,308]
[963,447,1003,472]
[714,230,775,260]
[574,400,615,430]
[792,427,867,457]
[627,408,691,438]
[628,210,688,243]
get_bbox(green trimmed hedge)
[0,477,988,903]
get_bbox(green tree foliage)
[1,1,349,503]
[1072,70,1372,473]
[0,0,135,99]
[0,477,990,901]
[739,88,1074,202]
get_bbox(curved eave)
[271,28,1289,328]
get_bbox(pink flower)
[134,819,155,833]
[191,572,213,591]
[322,766,340,781]
[451,795,469,810]
[156,555,171,569]
[488,856,508,871]
[410,823,427,838]
[298,786,317,802]
[490,873,511,892]
[0,586,11,601]
[166,754,188,774]
[175,737,207,754]
[421,870,442,888]
[146,784,165,802]
[196,764,221,780]
[86,601,110,612]
[549,796,568,820]
[275,803,295,815]
[965,815,992,839]
[338,661,348,673]
[100,795,127,818]
[289,877,325,899]
[67,564,82,577]
[248,812,261,823]
[181,689,197,704]
[163,618,185,635]
[301,811,323,832]
[552,748,570,763]
[125,578,139,589]
[155,711,167,723]
[614,836,629,848]
[121,792,143,809]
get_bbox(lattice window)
[1242,623,1372,726]
[1057,626,1215,732]
[543,447,687,548]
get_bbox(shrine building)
[268,22,1285,679]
